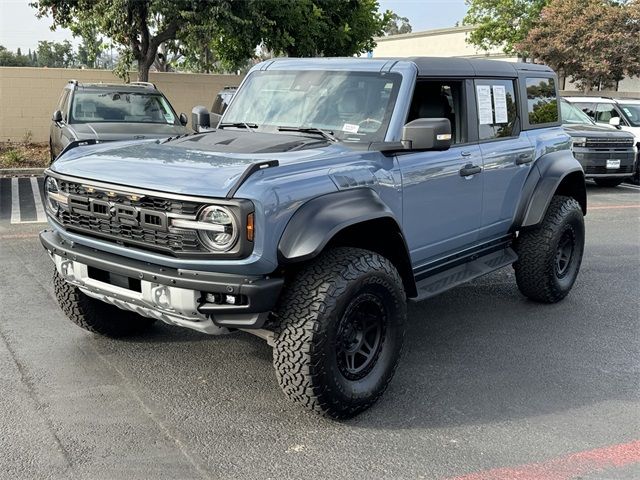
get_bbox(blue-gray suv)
[41,58,587,419]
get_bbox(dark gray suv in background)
[560,99,637,187]
[49,80,189,161]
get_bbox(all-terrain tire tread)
[53,270,155,337]
[272,247,406,419]
[514,195,583,304]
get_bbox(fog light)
[152,286,171,308]
[225,294,237,305]
[205,292,221,303]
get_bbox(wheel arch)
[278,188,417,298]
[517,150,587,229]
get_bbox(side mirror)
[402,118,452,151]
[609,116,621,128]
[191,105,211,132]
[52,110,63,123]
[179,113,188,126]
[209,112,222,128]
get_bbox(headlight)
[197,206,238,252]
[572,137,587,148]
[45,177,59,212]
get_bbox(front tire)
[272,248,406,419]
[594,178,623,188]
[54,270,156,337]
[514,196,585,303]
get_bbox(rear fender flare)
[516,150,586,228]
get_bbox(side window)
[526,77,558,125]
[576,102,596,119]
[56,90,70,121]
[474,79,517,141]
[408,80,466,144]
[594,103,619,124]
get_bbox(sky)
[0,0,469,53]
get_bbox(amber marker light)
[246,213,255,242]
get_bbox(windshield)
[619,103,640,127]
[560,100,595,125]
[70,91,177,124]
[222,70,402,143]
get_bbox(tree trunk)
[137,58,151,82]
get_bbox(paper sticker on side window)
[476,86,493,125]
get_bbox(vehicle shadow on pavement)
[351,265,638,429]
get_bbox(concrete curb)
[0,167,46,177]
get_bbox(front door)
[399,79,483,267]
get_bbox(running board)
[411,247,518,302]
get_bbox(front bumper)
[40,230,283,332]
[573,149,636,178]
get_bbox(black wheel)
[514,195,584,303]
[272,247,406,419]
[594,178,623,188]
[54,270,155,337]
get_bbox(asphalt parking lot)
[0,179,638,480]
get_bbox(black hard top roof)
[406,57,554,77]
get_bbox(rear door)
[473,78,534,241]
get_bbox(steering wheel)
[358,118,382,129]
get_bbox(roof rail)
[129,81,156,89]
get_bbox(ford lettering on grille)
[67,194,168,231]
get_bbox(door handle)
[516,153,533,165]
[461,151,472,157]
[459,164,482,177]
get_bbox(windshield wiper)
[277,126,338,143]
[219,122,258,131]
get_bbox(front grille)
[585,165,634,175]
[585,137,635,149]
[54,179,207,255]
[59,181,201,215]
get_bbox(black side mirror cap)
[402,118,452,151]
[179,113,188,126]
[52,110,63,122]
[191,105,211,132]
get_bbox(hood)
[562,123,635,139]
[51,129,352,198]
[70,122,189,141]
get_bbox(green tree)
[0,45,30,66]
[463,0,549,57]
[31,0,389,80]
[36,40,75,68]
[383,12,412,35]
[519,0,640,90]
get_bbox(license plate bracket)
[606,159,621,169]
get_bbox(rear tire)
[272,247,406,419]
[514,196,584,303]
[54,270,155,337]
[594,178,623,188]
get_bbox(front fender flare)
[278,188,398,263]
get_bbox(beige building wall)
[0,67,242,142]
[371,26,517,61]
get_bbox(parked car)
[211,86,237,116]
[41,57,586,419]
[564,96,640,183]
[49,80,190,162]
[560,99,636,187]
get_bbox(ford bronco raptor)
[41,58,587,419]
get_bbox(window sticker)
[492,85,508,124]
[476,85,493,125]
[343,123,360,134]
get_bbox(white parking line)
[30,177,47,222]
[10,177,20,224]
